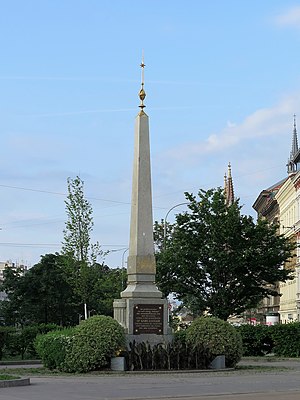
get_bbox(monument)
[113,58,171,344]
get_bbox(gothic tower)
[287,114,299,175]
[224,162,234,206]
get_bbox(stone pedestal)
[114,296,172,346]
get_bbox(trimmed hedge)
[237,322,300,358]
[186,316,243,368]
[35,328,75,369]
[62,315,125,373]
[34,316,125,372]
[271,323,300,357]
[237,324,273,356]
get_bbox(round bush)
[63,315,125,373]
[34,328,74,370]
[186,316,243,368]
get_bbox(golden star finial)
[139,52,146,109]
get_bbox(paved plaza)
[1,359,300,400]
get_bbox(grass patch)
[0,374,21,380]
[242,356,300,362]
[236,365,291,372]
[0,367,60,375]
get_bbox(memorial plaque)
[133,304,164,334]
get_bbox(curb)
[0,377,30,388]
[0,360,42,366]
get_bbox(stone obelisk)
[113,59,170,345]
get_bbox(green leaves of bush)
[63,315,125,372]
[35,315,125,373]
[237,322,300,358]
[35,328,75,369]
[237,324,273,356]
[186,316,243,367]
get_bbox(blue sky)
[1,0,300,268]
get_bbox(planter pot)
[110,356,126,371]
[210,355,225,369]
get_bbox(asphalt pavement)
[0,358,300,400]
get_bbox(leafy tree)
[62,176,102,264]
[0,264,26,326]
[156,188,296,320]
[1,254,79,326]
[61,176,106,319]
[153,219,174,252]
[0,254,126,326]
[88,265,127,316]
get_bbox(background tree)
[0,264,24,326]
[156,188,296,320]
[153,219,174,252]
[0,255,126,326]
[87,264,126,316]
[62,176,105,319]
[0,254,79,326]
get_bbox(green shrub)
[127,334,211,371]
[271,322,300,357]
[186,316,243,368]
[237,324,274,356]
[63,315,125,373]
[4,323,61,360]
[34,328,74,369]
[0,327,15,360]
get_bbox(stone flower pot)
[110,356,126,371]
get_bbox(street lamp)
[121,247,129,289]
[163,202,189,249]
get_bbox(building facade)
[253,115,300,323]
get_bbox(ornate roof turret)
[287,114,299,175]
[291,114,298,156]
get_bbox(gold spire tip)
[139,53,146,109]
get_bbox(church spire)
[291,114,298,158]
[225,163,234,206]
[287,114,299,175]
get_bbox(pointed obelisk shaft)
[121,58,161,298]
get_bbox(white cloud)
[162,91,300,162]
[227,120,237,128]
[275,6,300,28]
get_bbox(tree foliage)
[156,188,296,320]
[62,176,102,264]
[61,176,107,317]
[0,254,79,326]
[0,254,126,326]
[153,219,174,252]
[75,263,126,317]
